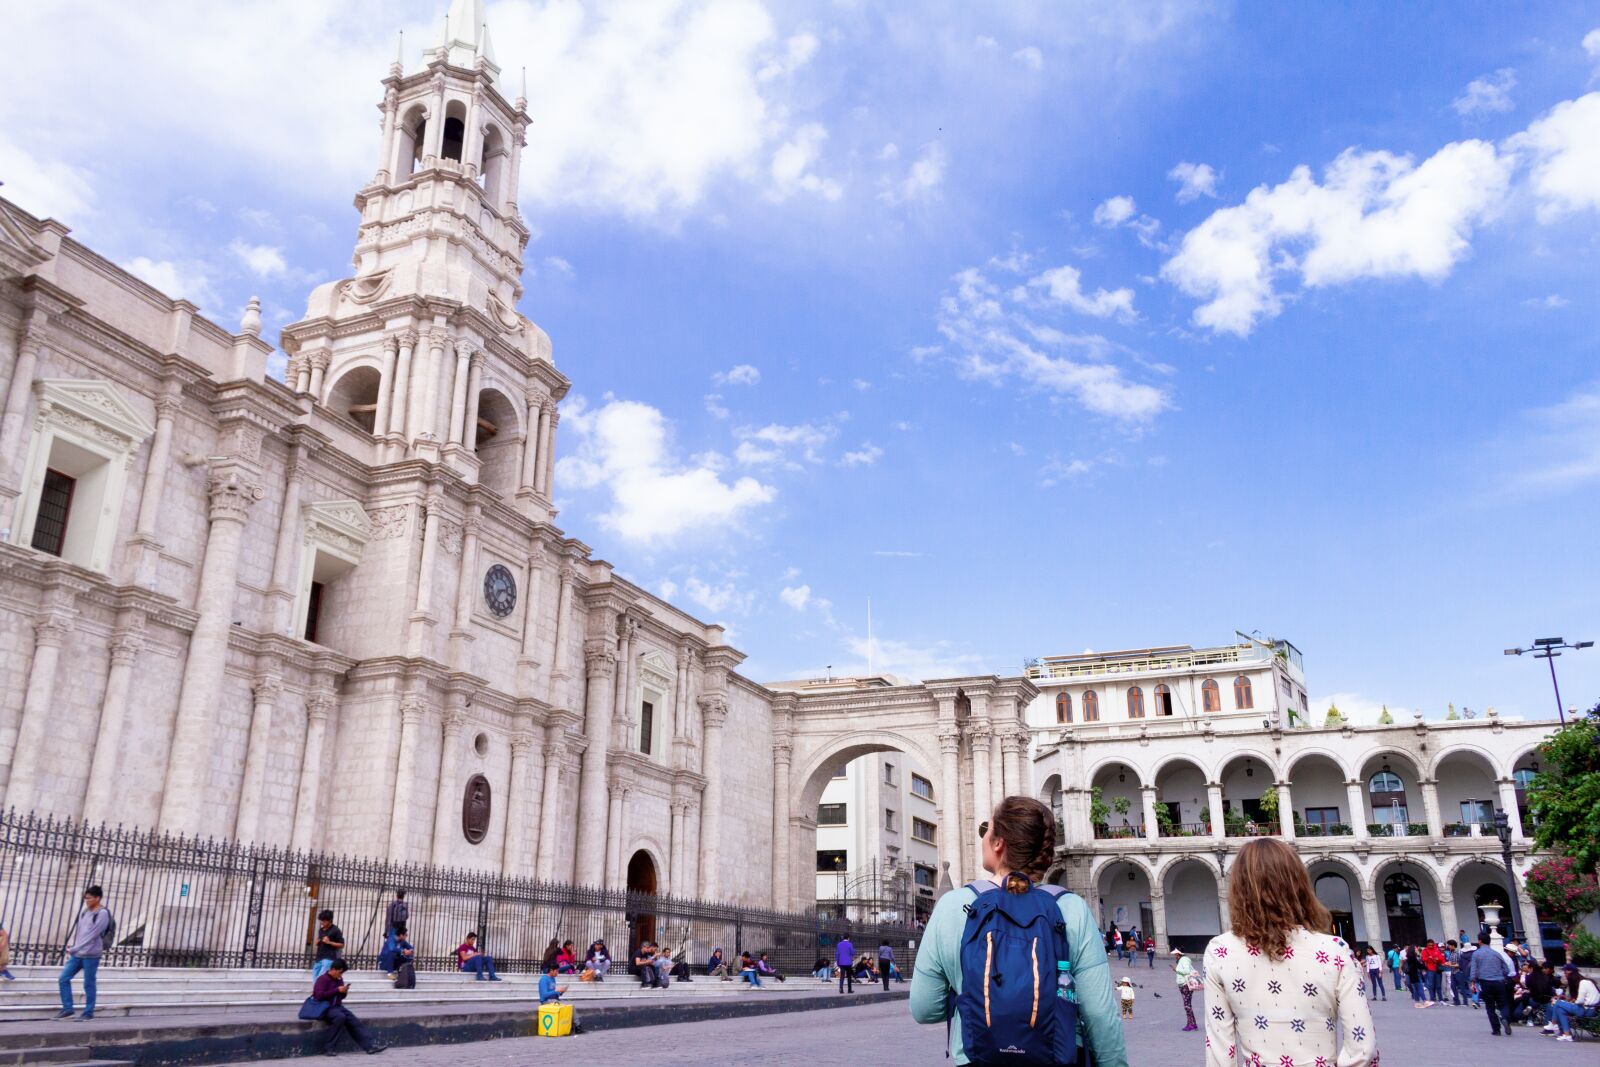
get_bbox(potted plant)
[1329,822,1352,836]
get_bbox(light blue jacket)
[910,881,1128,1067]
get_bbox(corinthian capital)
[428,328,450,350]
[937,725,962,754]
[967,718,993,743]
[698,694,729,729]
[34,613,75,646]
[207,472,264,523]
[583,637,616,676]
[454,338,475,360]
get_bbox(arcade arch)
[1433,748,1498,833]
[1096,858,1153,937]
[1357,751,1424,834]
[1160,857,1222,952]
[1306,856,1366,944]
[1089,761,1143,838]
[1372,858,1443,947]
[1152,757,1207,835]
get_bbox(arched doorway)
[627,850,658,950]
[1314,872,1357,945]
[1160,858,1222,953]
[1383,872,1426,947]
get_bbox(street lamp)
[1505,638,1592,725]
[1492,811,1521,944]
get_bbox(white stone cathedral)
[0,0,1039,912]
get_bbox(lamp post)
[1504,638,1592,725]
[1492,811,1521,943]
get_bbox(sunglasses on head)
[978,820,989,840]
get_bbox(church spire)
[433,0,497,78]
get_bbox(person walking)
[1202,838,1377,1067]
[312,910,344,981]
[1386,944,1402,992]
[384,890,408,938]
[1466,932,1516,1036]
[1173,948,1201,1031]
[1543,963,1598,1041]
[56,885,112,1021]
[836,934,854,994]
[1145,937,1155,968]
[877,942,894,991]
[910,796,1128,1067]
[310,958,387,1055]
[1364,946,1386,1001]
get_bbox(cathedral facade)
[0,2,1037,912]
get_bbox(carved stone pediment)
[302,498,371,563]
[34,379,155,450]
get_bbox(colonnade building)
[1025,638,1555,952]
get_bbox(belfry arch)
[771,675,1038,912]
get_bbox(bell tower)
[281,0,566,516]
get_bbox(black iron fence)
[0,809,920,978]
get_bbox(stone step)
[0,1045,131,1067]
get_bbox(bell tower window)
[398,105,427,176]
[442,101,467,162]
[481,124,506,205]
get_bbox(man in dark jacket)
[311,959,386,1055]
[384,891,408,937]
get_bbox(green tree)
[1089,786,1110,828]
[1258,785,1280,826]
[1377,705,1393,725]
[1526,707,1600,872]
[1324,703,1344,728]
[1445,702,1459,721]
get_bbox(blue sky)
[3,1,1598,720]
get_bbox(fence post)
[734,907,744,956]
[240,855,267,969]
[477,891,490,957]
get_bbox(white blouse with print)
[1203,928,1376,1067]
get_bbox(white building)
[1026,637,1557,954]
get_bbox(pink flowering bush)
[1523,856,1600,934]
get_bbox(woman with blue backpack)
[910,796,1127,1067]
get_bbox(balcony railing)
[1094,824,1145,840]
[1298,823,1354,837]
[1365,822,1432,838]
[1160,823,1210,838]
[1226,822,1281,838]
[1028,644,1268,682]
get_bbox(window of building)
[910,773,934,801]
[1233,675,1254,709]
[911,817,936,844]
[1154,684,1173,716]
[1368,770,1408,825]
[1126,686,1144,718]
[1082,690,1100,721]
[1304,806,1340,831]
[816,849,847,872]
[817,803,847,826]
[1512,768,1536,791]
[1460,800,1493,826]
[884,762,897,786]
[303,580,326,642]
[29,469,75,557]
[639,700,655,755]
[832,766,848,779]
[884,808,898,833]
[292,501,372,653]
[913,864,937,888]
[1055,691,1072,723]
[1201,678,1221,713]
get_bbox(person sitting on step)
[756,952,786,983]
[455,932,500,981]
[540,961,586,1034]
[312,958,388,1056]
[634,942,664,988]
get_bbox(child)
[1118,977,1136,1019]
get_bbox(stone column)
[451,512,482,635]
[373,334,399,438]
[388,698,424,861]
[1207,782,1226,840]
[546,564,578,706]
[405,331,433,443]
[771,735,793,910]
[1276,782,1295,840]
[519,389,547,493]
[697,695,730,899]
[388,331,415,444]
[1419,778,1444,838]
[504,733,537,875]
[669,801,686,895]
[413,490,443,621]
[462,354,483,452]
[672,648,690,736]
[1360,891,1383,948]
[3,611,74,814]
[291,698,332,853]
[421,330,447,442]
[1346,780,1370,839]
[576,639,617,888]
[307,351,329,399]
[1150,889,1169,954]
[611,618,637,737]
[0,324,43,480]
[605,779,625,888]
[1141,785,1160,841]
[1001,730,1023,801]
[126,390,181,584]
[446,339,473,446]
[82,625,143,825]
[431,707,467,866]
[376,87,400,183]
[160,473,262,835]
[516,549,545,696]
[1496,779,1524,841]
[232,673,282,844]
[969,719,992,874]
[1436,892,1455,943]
[267,448,307,634]
[293,356,312,395]
[538,412,559,496]
[537,724,569,880]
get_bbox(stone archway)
[778,675,1037,912]
[627,849,659,950]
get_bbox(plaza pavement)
[218,955,1598,1066]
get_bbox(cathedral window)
[29,469,75,557]
[638,699,654,755]
[442,101,467,162]
[292,500,371,651]
[399,105,427,176]
[324,365,382,434]
[481,124,507,204]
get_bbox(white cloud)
[1495,382,1600,497]
[543,255,575,278]
[932,260,1167,422]
[1507,92,1600,222]
[556,395,776,544]
[656,578,680,600]
[1162,140,1511,336]
[1093,195,1137,226]
[974,34,999,50]
[1039,456,1092,487]
[1168,161,1218,203]
[713,364,762,386]
[1453,68,1516,118]
[1585,28,1600,59]
[878,142,946,204]
[757,30,818,81]
[840,442,883,467]
[0,134,95,221]
[1012,46,1043,71]
[227,239,288,278]
[682,575,756,617]
[122,257,219,308]
[704,393,731,419]
[770,122,842,202]
[733,420,835,467]
[1522,293,1568,310]
[1022,264,1136,321]
[844,634,989,682]
[878,142,900,161]
[780,584,811,610]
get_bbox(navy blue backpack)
[953,879,1087,1067]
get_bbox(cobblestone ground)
[226,960,1598,1065]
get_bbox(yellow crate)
[537,1002,573,1037]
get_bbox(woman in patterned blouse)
[1203,838,1377,1067]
